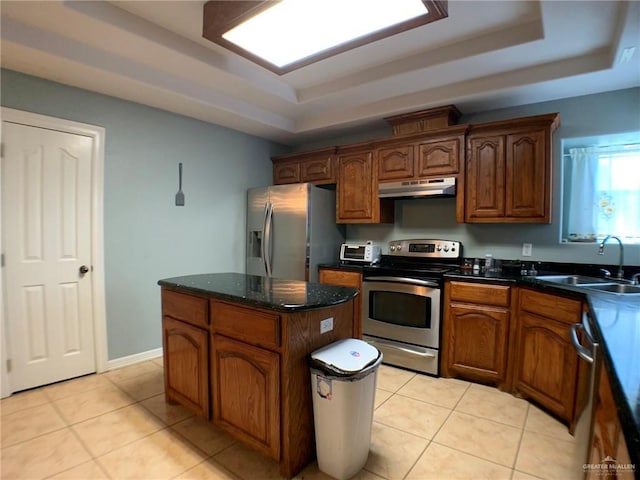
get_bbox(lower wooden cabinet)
[588,365,634,479]
[318,267,363,338]
[162,316,209,418]
[442,281,512,389]
[212,334,280,459]
[513,288,582,424]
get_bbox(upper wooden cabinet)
[272,147,336,185]
[377,128,466,182]
[465,113,559,223]
[336,147,394,224]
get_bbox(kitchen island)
[157,273,358,478]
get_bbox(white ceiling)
[1,1,639,146]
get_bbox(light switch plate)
[522,243,533,257]
[320,317,334,334]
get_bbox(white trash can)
[310,338,383,480]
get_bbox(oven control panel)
[388,239,461,258]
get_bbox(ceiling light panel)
[222,0,428,68]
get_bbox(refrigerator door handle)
[264,202,274,277]
[260,203,269,275]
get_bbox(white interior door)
[2,121,96,392]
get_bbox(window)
[563,136,640,244]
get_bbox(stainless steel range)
[362,239,462,375]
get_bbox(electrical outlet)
[522,243,533,257]
[320,317,334,334]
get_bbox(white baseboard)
[106,348,163,371]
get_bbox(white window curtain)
[566,147,598,241]
[566,145,640,243]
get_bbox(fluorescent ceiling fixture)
[222,0,428,68]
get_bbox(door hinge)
[0,142,4,158]
[6,359,11,373]
[0,253,4,268]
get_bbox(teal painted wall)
[337,88,640,266]
[1,69,287,360]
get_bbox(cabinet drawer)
[211,301,280,350]
[162,289,208,328]
[449,281,510,307]
[319,269,362,289]
[519,288,581,324]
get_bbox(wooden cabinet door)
[162,316,209,418]
[513,311,578,422]
[377,145,414,181]
[444,303,510,386]
[337,151,375,222]
[465,135,505,221]
[301,156,334,184]
[318,268,362,338]
[506,129,548,220]
[212,334,280,460]
[273,162,301,185]
[417,136,462,176]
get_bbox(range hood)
[378,177,456,199]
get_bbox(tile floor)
[0,359,579,480]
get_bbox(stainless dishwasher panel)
[570,311,600,480]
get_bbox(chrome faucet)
[598,235,624,280]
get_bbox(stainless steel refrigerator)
[246,183,345,282]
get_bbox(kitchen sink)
[584,284,640,295]
[533,275,613,286]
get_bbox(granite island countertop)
[158,272,358,312]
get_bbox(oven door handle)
[365,276,439,288]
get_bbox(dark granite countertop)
[158,272,358,312]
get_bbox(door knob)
[79,265,89,275]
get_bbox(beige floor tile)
[512,470,546,480]
[214,442,283,480]
[175,458,240,479]
[53,383,135,424]
[140,393,194,425]
[1,401,66,447]
[172,416,236,456]
[0,388,49,416]
[374,394,451,439]
[515,430,576,480]
[434,411,522,467]
[407,442,513,480]
[397,375,470,409]
[96,428,207,480]
[72,403,164,456]
[43,373,113,401]
[0,428,91,479]
[376,365,415,392]
[47,459,110,479]
[105,360,162,384]
[364,421,429,479]
[294,461,384,479]
[373,388,393,409]
[112,368,165,401]
[152,357,165,368]
[524,404,574,442]
[456,383,529,427]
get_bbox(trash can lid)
[311,339,380,373]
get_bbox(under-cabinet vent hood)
[378,177,456,199]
